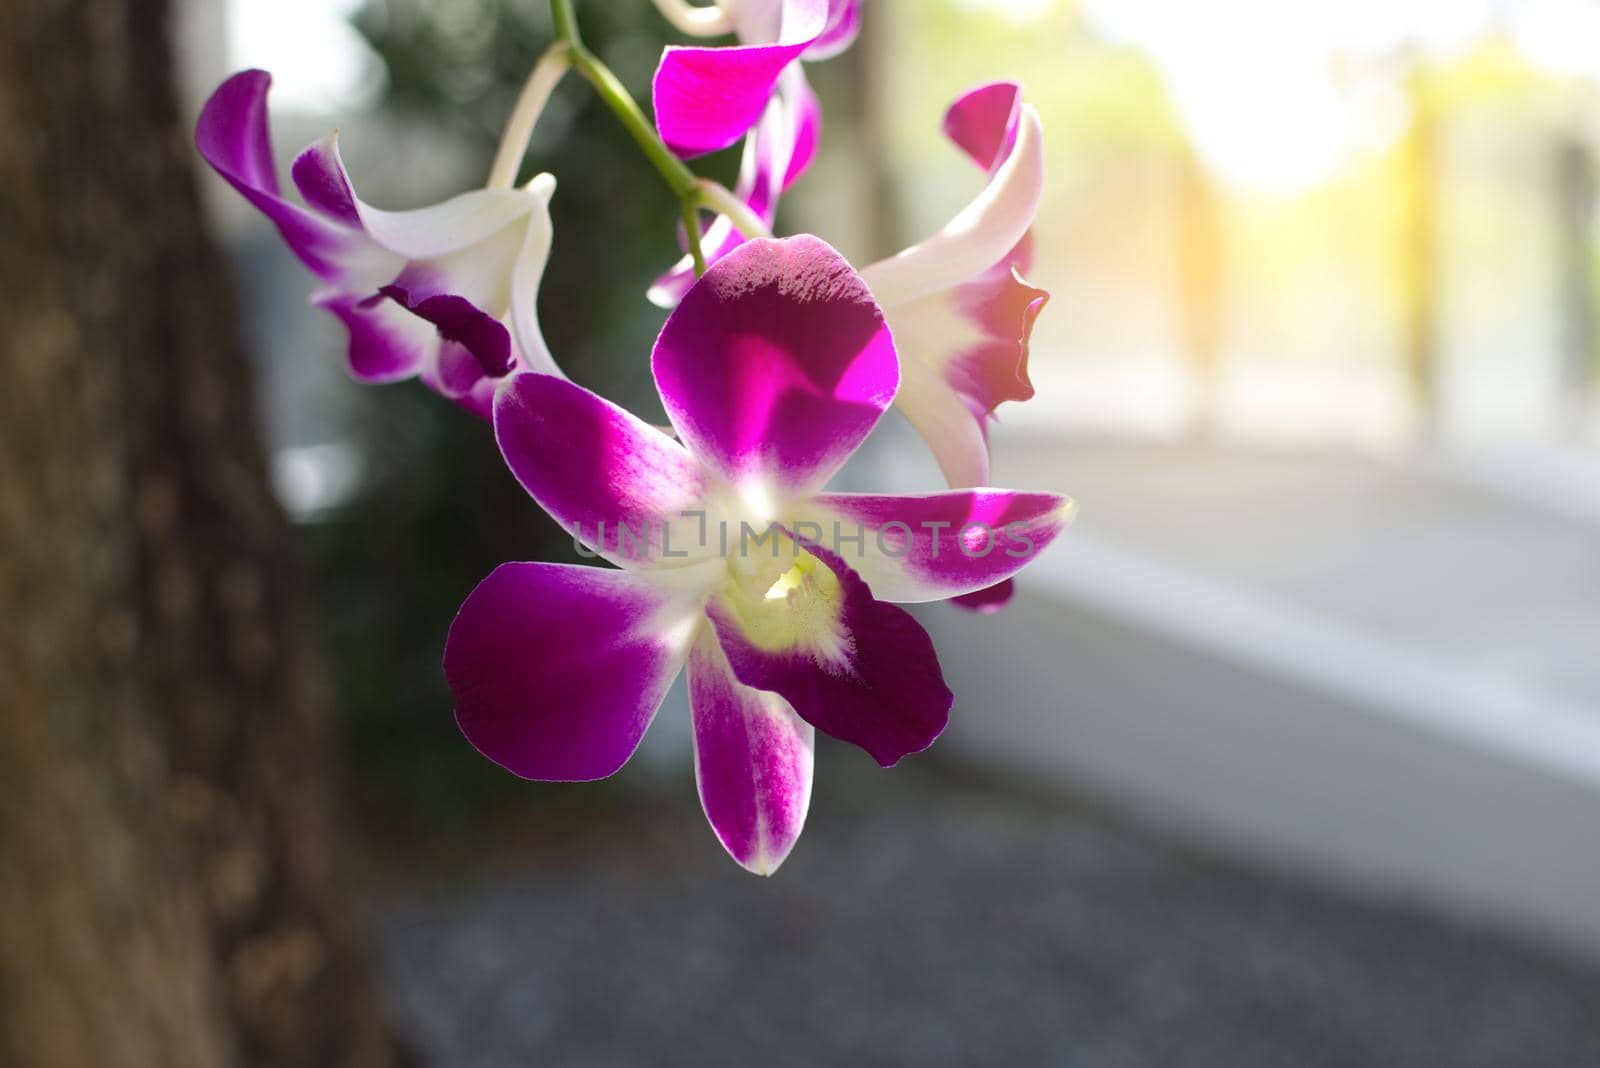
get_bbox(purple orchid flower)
[652,0,859,159]
[444,236,1075,874]
[196,70,562,419]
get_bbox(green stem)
[681,197,708,276]
[550,0,700,202]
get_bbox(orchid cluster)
[197,0,1073,874]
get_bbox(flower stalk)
[695,178,773,240]
[550,0,722,273]
[487,43,573,189]
[649,0,735,37]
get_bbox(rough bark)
[0,2,406,1065]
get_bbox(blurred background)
[12,0,1600,1063]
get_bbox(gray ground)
[373,755,1600,1068]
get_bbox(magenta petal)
[652,0,829,157]
[942,81,1024,172]
[444,563,688,781]
[689,630,813,875]
[654,44,802,157]
[314,291,436,383]
[493,372,711,567]
[194,70,356,280]
[653,236,897,495]
[706,542,951,768]
[419,340,508,422]
[452,377,499,422]
[805,489,1076,602]
[951,578,1014,614]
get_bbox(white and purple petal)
[887,240,1048,486]
[335,158,559,379]
[802,0,862,60]
[705,541,951,768]
[892,345,996,488]
[200,73,560,396]
[859,101,1044,309]
[444,563,693,781]
[313,291,439,384]
[941,244,1046,415]
[689,629,813,875]
[800,489,1076,603]
[653,235,897,498]
[493,372,714,568]
[196,71,375,282]
[866,83,1050,492]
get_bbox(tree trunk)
[0,2,406,1065]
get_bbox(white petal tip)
[523,171,557,200]
[737,852,788,877]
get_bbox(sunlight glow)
[951,0,1056,22]
[1080,0,1600,194]
[225,0,382,111]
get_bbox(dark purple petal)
[380,279,513,378]
[445,563,690,781]
[942,81,1023,172]
[802,489,1076,602]
[493,372,712,567]
[706,541,951,767]
[313,291,436,383]
[653,235,897,495]
[951,578,1014,614]
[652,0,830,157]
[689,629,813,875]
[194,70,360,280]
